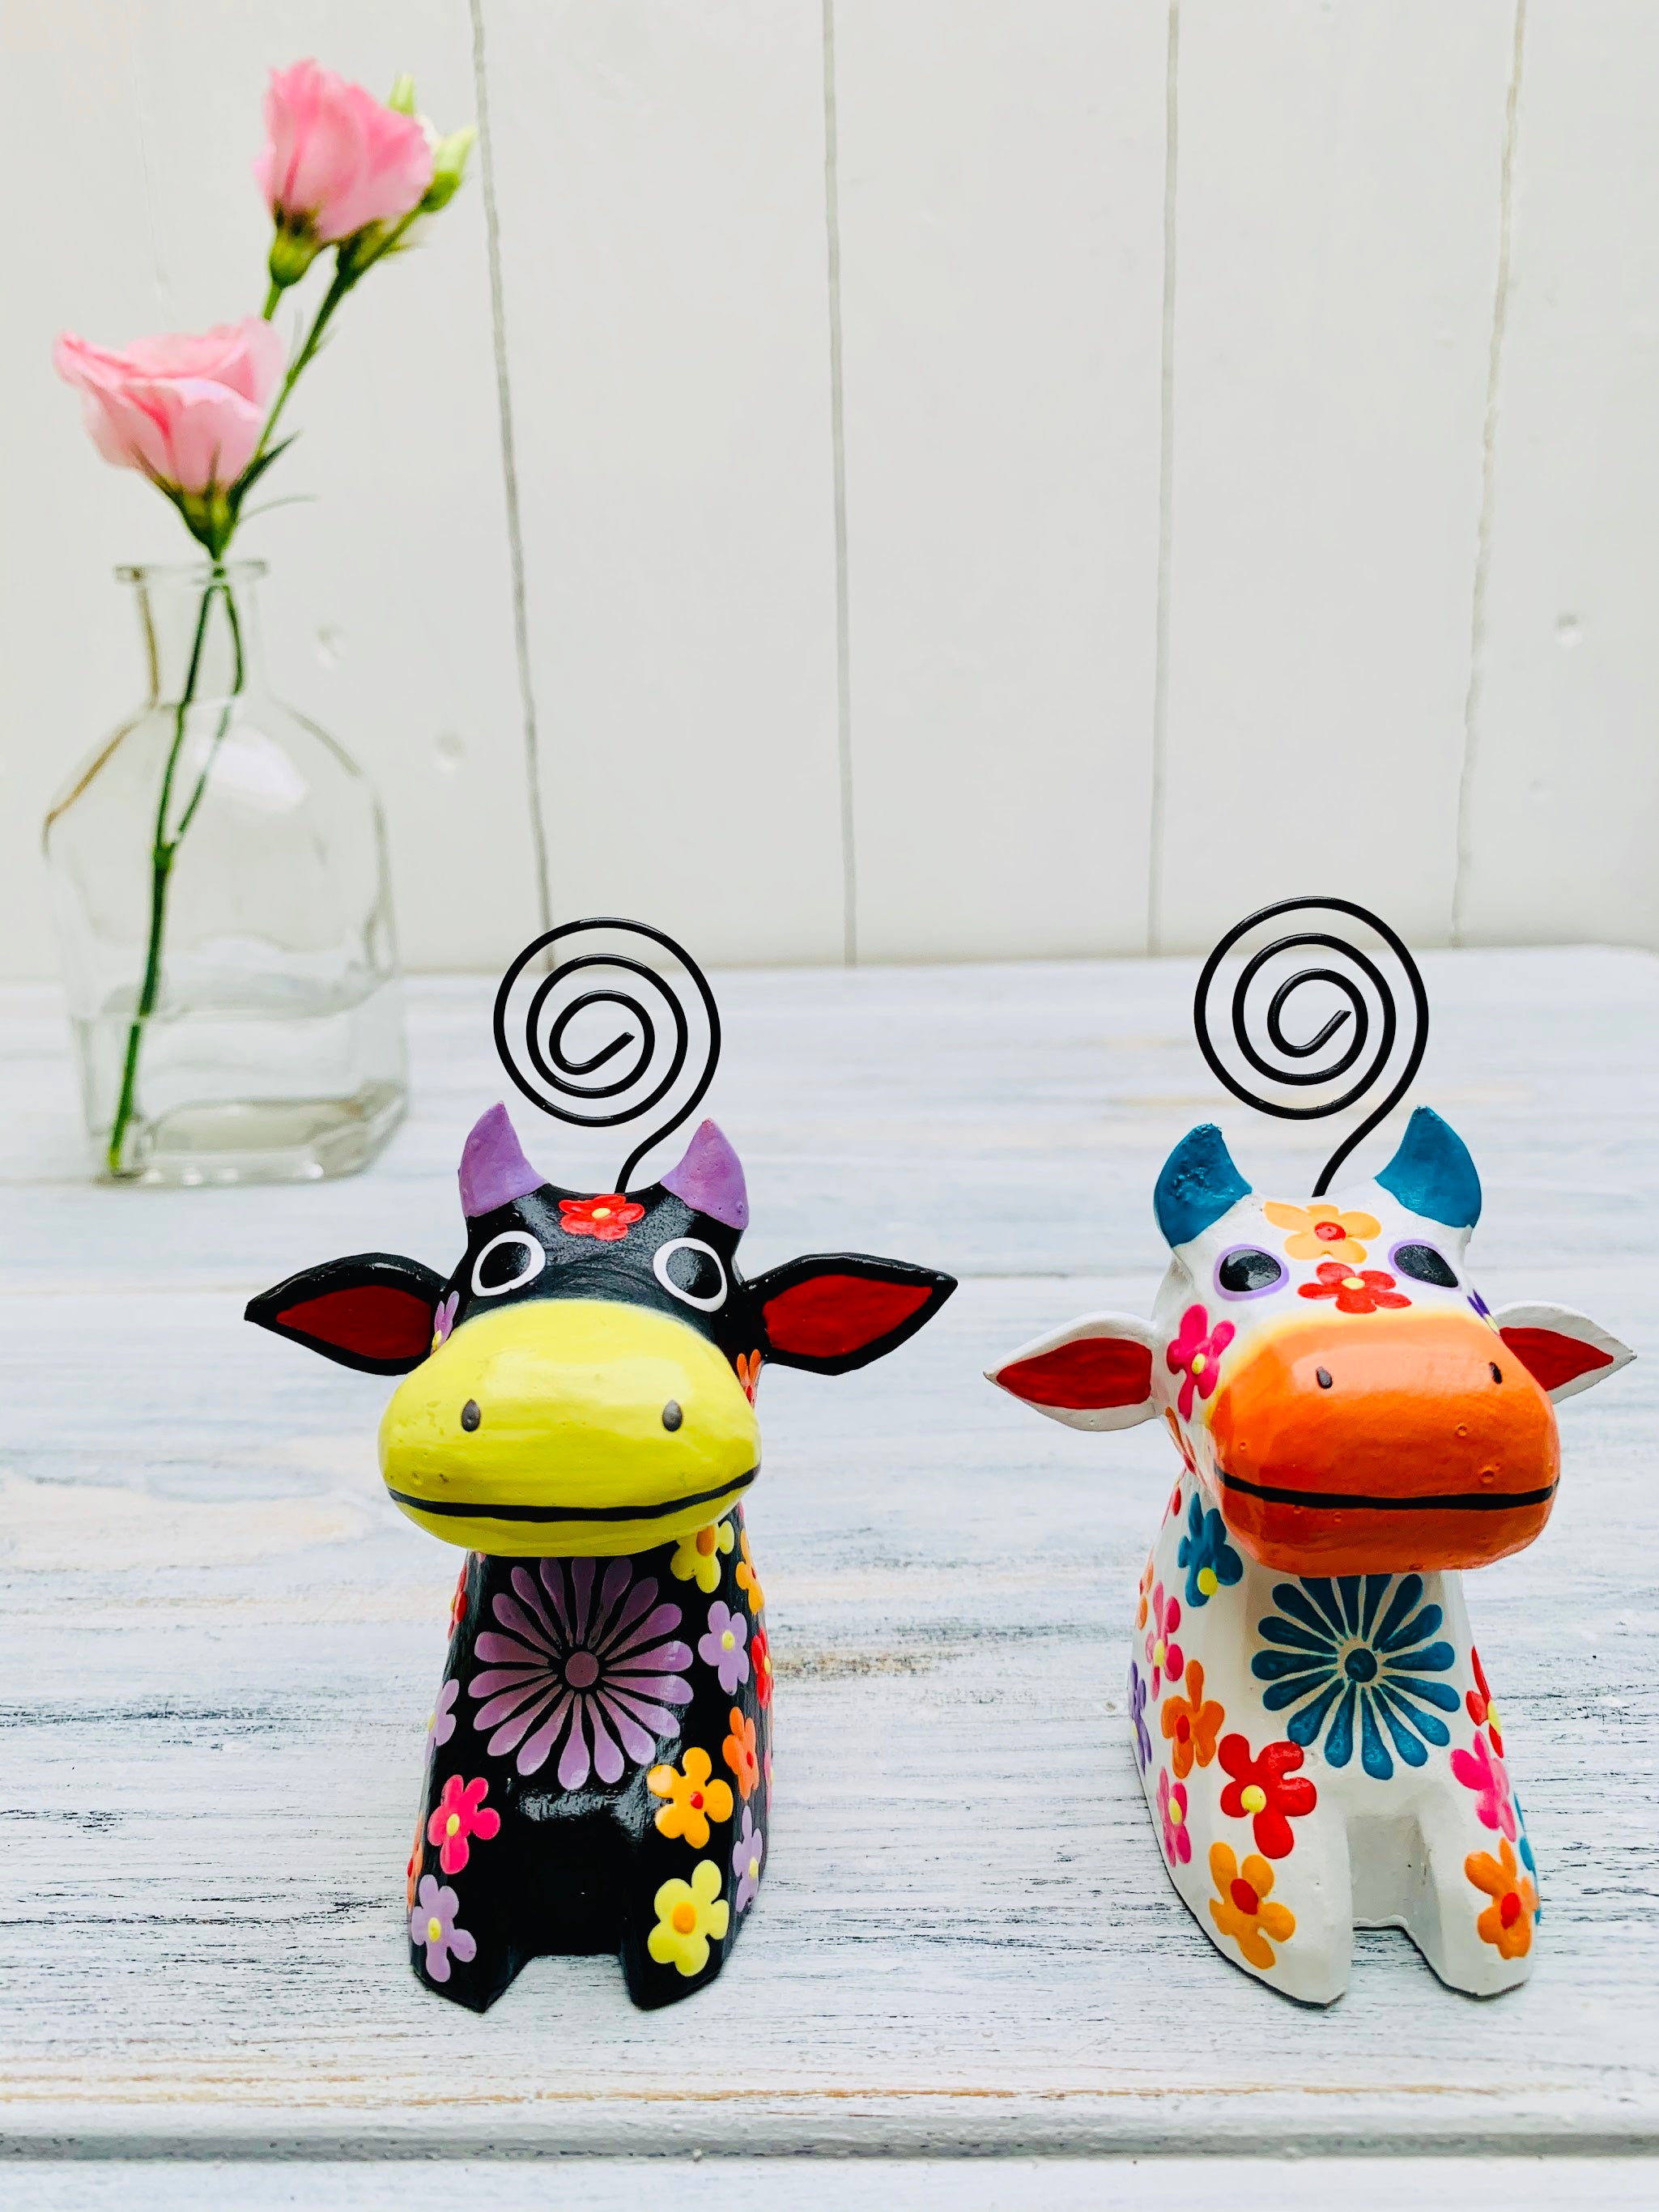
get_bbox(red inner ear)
[277,1287,434,1364]
[1499,1325,1613,1394]
[763,1275,931,1360]
[998,1337,1153,1411]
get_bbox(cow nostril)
[1316,1368,1333,1390]
[1490,1362,1503,1385]
[460,1400,482,1432]
[661,1401,683,1431]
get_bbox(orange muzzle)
[1206,1312,1559,1574]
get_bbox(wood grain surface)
[2,949,1655,2181]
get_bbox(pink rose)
[53,320,284,495]
[255,59,434,246]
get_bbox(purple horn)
[458,1103,544,1218]
[661,1119,748,1231]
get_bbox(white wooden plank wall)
[2,0,1655,981]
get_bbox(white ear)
[985,1312,1160,1433]
[1491,1301,1636,1404]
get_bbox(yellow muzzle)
[379,1297,760,1555]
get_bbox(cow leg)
[1159,1780,1354,2006]
[1379,1780,1538,1998]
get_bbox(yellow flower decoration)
[1262,1200,1380,1266]
[646,1746,734,1848]
[648,1857,730,1976]
[734,1528,765,1615]
[670,1516,735,1594]
[1207,1841,1295,1970]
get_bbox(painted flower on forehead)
[558,1193,646,1243]
[1263,1201,1380,1266]
[468,1556,691,1787]
[1166,1305,1234,1423]
[432,1290,460,1351]
[1298,1261,1410,1316]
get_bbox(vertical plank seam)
[1146,0,1181,957]
[822,0,858,968]
[1452,0,1528,947]
[470,0,553,938]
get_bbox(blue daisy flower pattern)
[1250,1574,1460,1780]
[1176,1491,1243,1609]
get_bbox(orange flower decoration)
[735,1349,764,1403]
[723,1705,759,1801]
[406,1809,424,1912]
[735,1529,766,1616]
[449,1555,470,1635]
[558,1193,645,1243]
[646,1746,734,1848]
[1207,1841,1295,1970]
[1263,1200,1380,1266]
[1466,1837,1536,1959]
[1136,1554,1155,1632]
[1160,1659,1225,1779]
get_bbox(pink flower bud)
[52,320,285,496]
[254,58,435,249]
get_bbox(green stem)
[262,278,281,320]
[104,571,235,1176]
[253,263,351,466]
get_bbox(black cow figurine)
[246,922,955,2010]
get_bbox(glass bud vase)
[43,560,407,1185]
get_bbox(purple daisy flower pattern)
[427,1676,458,1751]
[410,1874,475,1984]
[732,1804,764,1912]
[1128,1657,1151,1772]
[468,1556,692,1787]
[699,1598,750,1695]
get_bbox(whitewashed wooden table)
[2,948,1657,2206]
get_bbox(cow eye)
[653,1237,728,1312]
[1392,1242,1458,1288]
[1216,1247,1285,1296]
[471,1231,546,1297]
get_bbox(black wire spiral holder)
[1193,897,1429,1196]
[492,918,722,1193]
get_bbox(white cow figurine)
[989,1107,1633,2003]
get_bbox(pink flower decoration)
[53,321,284,496]
[254,60,434,245]
[1144,1581,1184,1698]
[426,1773,501,1876]
[432,1291,459,1348]
[1451,1728,1518,1841]
[1157,1767,1192,1865]
[1165,1304,1235,1422]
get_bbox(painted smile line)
[385,1469,756,1523]
[1219,1470,1559,1515]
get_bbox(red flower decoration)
[1218,1733,1317,1858]
[449,1556,470,1635]
[751,1625,774,1708]
[426,1774,501,1875]
[1466,1646,1504,1756]
[558,1193,645,1243]
[1297,1261,1411,1315]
